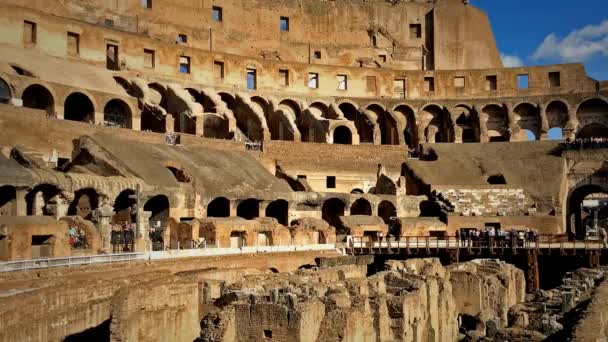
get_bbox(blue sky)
[472,0,608,81]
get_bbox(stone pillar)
[258,201,268,218]
[56,105,65,120]
[135,211,152,252]
[15,188,27,216]
[478,112,489,143]
[195,115,204,137]
[539,104,550,140]
[95,204,115,253]
[54,196,69,219]
[229,200,238,217]
[131,116,141,131]
[9,98,23,107]
[33,192,44,216]
[165,115,175,133]
[94,111,105,125]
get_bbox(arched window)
[22,84,54,114]
[64,92,94,122]
[104,99,131,128]
[207,197,230,218]
[378,200,397,224]
[333,126,352,145]
[237,198,259,220]
[322,198,346,228]
[0,78,11,104]
[487,174,507,185]
[265,199,289,225]
[350,198,372,215]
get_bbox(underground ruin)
[0,0,607,341]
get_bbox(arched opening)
[333,125,352,145]
[0,78,11,104]
[237,198,259,220]
[144,195,170,231]
[394,105,417,148]
[22,84,54,114]
[68,188,99,220]
[207,197,230,218]
[140,106,165,133]
[454,106,479,143]
[577,99,608,134]
[268,267,279,273]
[350,198,372,215]
[231,95,265,142]
[568,185,608,238]
[265,199,289,225]
[113,189,136,224]
[104,99,131,128]
[546,101,568,133]
[422,105,449,143]
[322,198,346,228]
[350,188,364,195]
[577,123,608,139]
[174,112,196,135]
[340,102,373,143]
[203,113,230,139]
[278,99,300,141]
[64,92,94,123]
[514,103,540,141]
[0,185,16,216]
[419,199,442,217]
[378,200,397,224]
[25,184,61,216]
[548,127,563,140]
[487,174,507,185]
[165,166,191,183]
[483,104,508,142]
[369,104,397,145]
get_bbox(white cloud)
[500,53,524,67]
[532,20,608,62]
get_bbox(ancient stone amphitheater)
[0,0,607,341]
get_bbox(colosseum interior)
[0,0,607,341]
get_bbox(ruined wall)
[434,186,531,216]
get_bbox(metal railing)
[0,244,338,272]
[346,235,607,254]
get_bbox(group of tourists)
[455,227,538,248]
[562,137,608,151]
[68,225,87,249]
[245,141,263,151]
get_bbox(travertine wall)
[435,187,531,216]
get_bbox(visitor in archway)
[600,227,607,248]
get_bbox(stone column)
[229,200,238,217]
[9,98,23,107]
[563,110,578,140]
[258,201,268,218]
[165,115,175,133]
[195,115,205,137]
[95,204,115,253]
[135,211,152,252]
[478,112,489,143]
[539,104,550,140]
[94,111,105,125]
[131,116,141,131]
[15,188,27,216]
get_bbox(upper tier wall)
[2,0,502,70]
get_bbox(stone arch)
[453,104,480,143]
[103,99,132,128]
[350,198,372,215]
[265,199,289,225]
[274,98,300,141]
[25,184,62,216]
[0,185,16,216]
[64,92,95,123]
[203,113,230,139]
[513,102,541,141]
[22,84,54,114]
[207,197,230,218]
[219,92,237,110]
[0,77,12,103]
[340,102,373,143]
[378,200,396,224]
[144,194,170,230]
[309,101,332,119]
[567,184,608,238]
[237,198,259,220]
[113,189,136,224]
[230,94,266,142]
[482,104,508,142]
[394,104,418,148]
[333,125,353,145]
[576,98,608,133]
[322,198,346,228]
[421,104,450,143]
[577,123,608,139]
[68,188,99,220]
[369,104,398,145]
[148,83,168,111]
[546,100,569,139]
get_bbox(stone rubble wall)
[437,188,531,216]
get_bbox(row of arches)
[4,76,607,144]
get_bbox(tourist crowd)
[246,141,263,151]
[165,132,182,145]
[455,227,538,248]
[68,226,87,249]
[562,137,608,151]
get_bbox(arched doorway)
[113,189,136,224]
[22,84,54,114]
[378,200,397,224]
[514,103,540,141]
[322,198,346,228]
[265,199,288,225]
[333,126,352,145]
[483,104,509,142]
[68,188,99,220]
[64,92,94,123]
[340,102,373,143]
[207,197,230,217]
[422,105,449,143]
[454,105,479,143]
[0,185,16,216]
[143,195,170,230]
[203,113,230,139]
[350,198,372,215]
[568,185,608,238]
[26,184,61,216]
[369,104,397,145]
[237,198,259,220]
[546,101,568,137]
[104,99,131,128]
[0,78,11,104]
[394,105,417,148]
[577,99,608,136]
